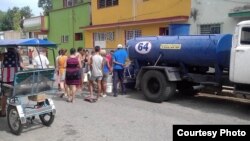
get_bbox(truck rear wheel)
[141,70,176,103]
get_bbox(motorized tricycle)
[0,38,57,135]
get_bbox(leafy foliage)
[0,6,33,31]
[38,0,52,16]
[20,6,33,19]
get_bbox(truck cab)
[230,20,250,84]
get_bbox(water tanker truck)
[126,20,250,103]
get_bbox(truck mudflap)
[163,67,182,81]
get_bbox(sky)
[0,0,43,16]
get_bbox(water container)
[169,24,190,35]
[106,83,113,93]
[83,73,88,82]
[106,74,113,93]
[127,34,232,69]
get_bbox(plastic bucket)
[106,74,113,93]
[106,83,113,93]
[83,73,88,82]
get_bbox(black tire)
[39,112,55,126]
[39,99,55,126]
[7,105,23,135]
[141,70,176,103]
[177,82,199,96]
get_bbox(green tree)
[20,6,33,19]
[13,12,22,31]
[0,8,17,31]
[20,6,33,29]
[0,6,33,31]
[0,10,5,20]
[38,0,52,16]
[3,7,21,31]
[0,10,7,31]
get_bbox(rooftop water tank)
[169,24,190,35]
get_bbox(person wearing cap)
[112,44,128,97]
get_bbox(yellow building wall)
[84,23,171,49]
[84,28,125,49]
[136,0,191,20]
[141,23,169,35]
[92,0,133,24]
[85,0,191,49]
[91,0,191,25]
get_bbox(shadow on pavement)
[0,117,10,134]
[126,90,250,121]
[0,116,48,135]
[170,93,250,119]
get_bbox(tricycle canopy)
[0,38,57,48]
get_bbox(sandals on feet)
[66,98,74,103]
[60,94,64,98]
[90,98,97,103]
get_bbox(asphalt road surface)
[0,90,250,141]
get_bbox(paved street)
[0,90,250,141]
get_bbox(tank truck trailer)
[126,20,250,103]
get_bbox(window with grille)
[94,32,115,41]
[98,0,119,8]
[63,0,84,8]
[63,0,72,7]
[159,27,169,35]
[75,33,83,41]
[61,35,69,43]
[200,24,221,34]
[64,0,73,7]
[125,30,142,41]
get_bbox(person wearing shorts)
[100,49,111,97]
[88,46,104,101]
[57,49,68,97]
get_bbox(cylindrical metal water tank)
[127,34,232,69]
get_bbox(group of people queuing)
[56,43,128,103]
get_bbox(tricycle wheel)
[39,112,54,126]
[7,105,23,135]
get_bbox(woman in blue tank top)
[100,49,111,97]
